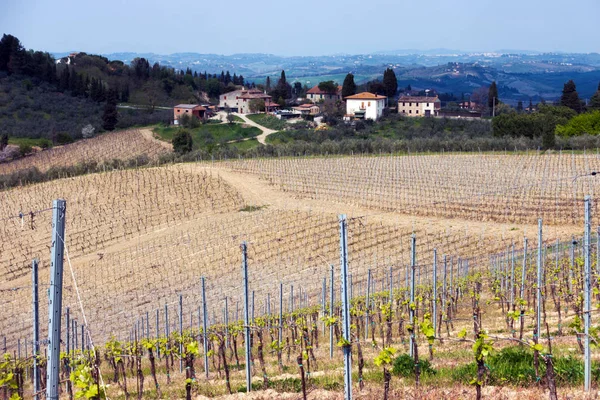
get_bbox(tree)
[382,68,398,99]
[293,82,303,97]
[265,77,271,92]
[555,111,600,137]
[589,83,600,110]
[102,89,118,131]
[342,73,357,98]
[271,70,292,101]
[0,34,25,74]
[560,80,582,113]
[81,124,95,138]
[318,80,338,94]
[172,130,193,154]
[249,99,265,113]
[488,81,499,110]
[517,101,523,113]
[0,133,8,151]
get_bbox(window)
[402,110,406,113]
[409,102,412,106]
[368,102,371,107]
[416,110,419,114]
[224,96,227,100]
[409,110,412,114]
[402,102,405,106]
[361,102,365,108]
[427,103,429,107]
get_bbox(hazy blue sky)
[2,0,599,56]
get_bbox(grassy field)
[7,137,53,148]
[154,123,261,149]
[228,138,260,150]
[246,113,287,131]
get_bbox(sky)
[2,0,599,56]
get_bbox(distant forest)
[0,33,246,142]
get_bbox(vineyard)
[0,129,169,176]
[219,152,600,225]
[0,151,599,399]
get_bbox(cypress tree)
[0,132,8,151]
[102,89,118,131]
[59,66,70,92]
[488,81,499,109]
[342,73,357,98]
[560,80,581,113]
[382,68,398,98]
[589,83,600,110]
[517,101,523,112]
[265,76,271,92]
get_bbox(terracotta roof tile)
[398,96,440,103]
[307,85,342,95]
[345,92,387,100]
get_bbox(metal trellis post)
[202,277,209,378]
[583,196,592,392]
[409,234,416,358]
[242,242,252,392]
[45,199,66,400]
[32,259,40,400]
[339,215,352,400]
[536,219,542,339]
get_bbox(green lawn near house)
[154,123,261,150]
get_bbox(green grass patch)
[451,346,600,386]
[153,124,261,150]
[246,114,287,131]
[8,137,53,148]
[228,138,260,150]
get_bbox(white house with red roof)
[345,92,386,121]
[306,85,342,103]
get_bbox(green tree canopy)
[318,80,338,94]
[342,73,357,98]
[560,80,582,113]
[555,111,600,137]
[382,68,398,98]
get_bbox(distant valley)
[52,50,600,103]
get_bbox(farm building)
[398,96,441,117]
[219,89,274,114]
[173,104,207,122]
[344,92,386,121]
[306,85,343,103]
[293,104,320,116]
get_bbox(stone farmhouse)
[398,96,441,117]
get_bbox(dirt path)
[232,113,277,145]
[139,128,172,151]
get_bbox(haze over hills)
[52,50,600,102]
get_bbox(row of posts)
[8,199,596,399]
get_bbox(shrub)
[392,354,435,378]
[172,130,193,154]
[555,111,600,137]
[18,143,32,156]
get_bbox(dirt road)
[232,113,277,145]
